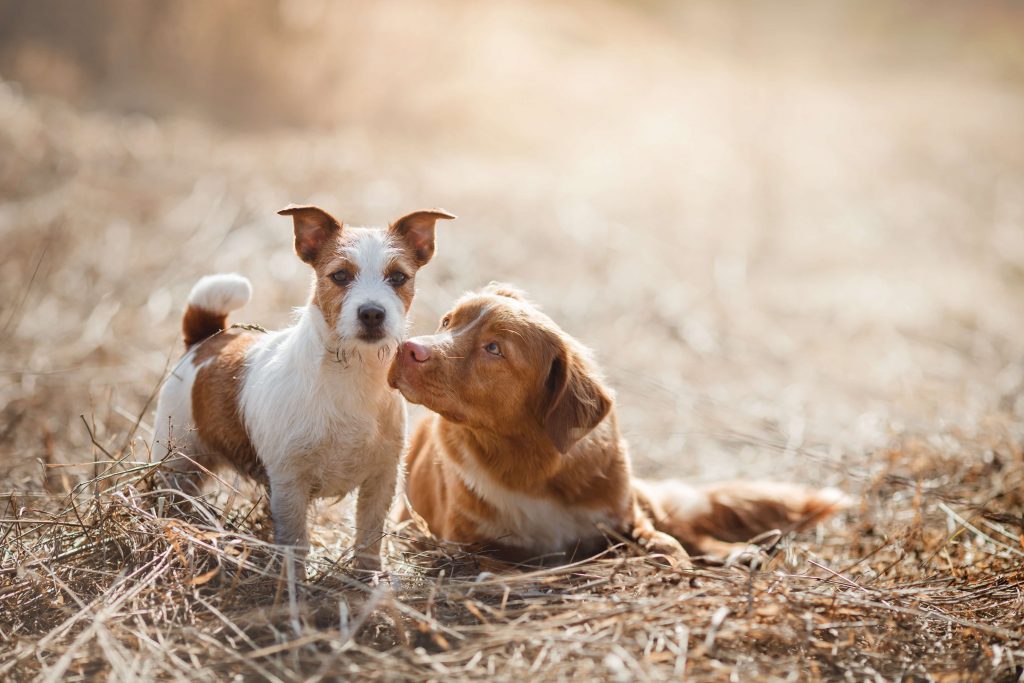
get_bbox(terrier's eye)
[331,269,353,285]
[440,316,451,329]
[386,271,408,287]
[483,342,502,356]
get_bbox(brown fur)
[391,284,849,565]
[188,330,266,484]
[182,305,228,348]
[390,209,454,266]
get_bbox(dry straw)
[1,425,1022,682]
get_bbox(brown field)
[1,1,1023,680]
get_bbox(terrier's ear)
[542,339,612,454]
[389,209,456,266]
[278,204,342,263]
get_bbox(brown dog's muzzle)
[388,338,432,390]
[389,334,468,424]
[403,339,431,363]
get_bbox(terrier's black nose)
[358,304,386,329]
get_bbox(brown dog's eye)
[331,269,353,285]
[440,316,451,329]
[483,342,502,357]
[386,271,408,287]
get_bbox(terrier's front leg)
[352,466,398,573]
[270,480,311,555]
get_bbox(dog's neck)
[284,304,397,386]
[435,415,563,491]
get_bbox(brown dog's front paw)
[636,530,692,568]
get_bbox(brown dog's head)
[388,283,612,453]
[278,205,455,350]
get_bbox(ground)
[1,1,1023,680]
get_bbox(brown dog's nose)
[404,340,431,363]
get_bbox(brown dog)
[388,283,848,565]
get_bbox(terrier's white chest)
[239,330,403,497]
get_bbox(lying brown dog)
[388,283,849,565]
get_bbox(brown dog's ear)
[483,281,529,301]
[543,340,612,454]
[389,209,456,266]
[278,204,342,263]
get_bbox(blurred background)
[2,0,1024,496]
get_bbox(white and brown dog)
[152,204,454,570]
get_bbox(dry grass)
[2,1,1024,680]
[0,426,1022,681]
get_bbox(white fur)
[151,349,206,464]
[446,432,616,557]
[334,229,405,344]
[816,487,852,508]
[634,479,712,521]
[238,303,405,563]
[187,273,251,314]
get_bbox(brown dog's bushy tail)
[635,478,851,556]
[181,274,252,348]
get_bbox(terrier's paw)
[352,552,383,576]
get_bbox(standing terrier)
[153,205,454,570]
